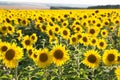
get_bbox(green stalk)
[15,64,18,80]
[58,66,62,80]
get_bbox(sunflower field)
[0,9,120,80]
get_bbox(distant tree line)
[87,5,120,9]
[50,5,120,9]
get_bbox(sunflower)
[35,48,52,68]
[0,25,8,35]
[2,43,23,68]
[51,44,70,66]
[62,20,69,27]
[81,20,89,28]
[102,49,118,66]
[76,32,83,43]
[95,22,103,29]
[27,46,37,59]
[115,67,120,80]
[40,24,47,32]
[16,30,22,41]
[35,22,41,30]
[81,34,89,46]
[103,19,110,27]
[116,53,120,64]
[109,26,115,32]
[101,29,108,38]
[30,33,38,43]
[69,34,78,45]
[49,36,58,44]
[60,27,70,40]
[97,39,107,50]
[73,25,83,33]
[0,41,10,53]
[20,18,29,27]
[22,35,33,50]
[113,18,120,26]
[46,27,55,38]
[82,49,101,68]
[54,25,60,34]
[7,24,15,35]
[90,37,98,47]
[87,26,99,37]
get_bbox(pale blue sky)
[0,0,120,5]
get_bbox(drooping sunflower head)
[82,49,101,68]
[51,44,70,66]
[102,49,118,66]
[36,48,52,68]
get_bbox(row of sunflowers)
[0,9,120,80]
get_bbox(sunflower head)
[102,49,118,66]
[97,39,107,50]
[60,28,70,40]
[2,43,23,68]
[22,35,33,50]
[90,37,98,47]
[88,27,99,37]
[0,42,10,53]
[51,44,70,66]
[30,33,38,43]
[82,49,101,68]
[101,29,108,38]
[69,34,78,45]
[35,48,52,68]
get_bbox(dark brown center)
[54,49,64,59]
[39,53,48,62]
[5,49,15,60]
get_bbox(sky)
[0,0,120,5]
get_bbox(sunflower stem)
[15,65,18,80]
[92,68,95,80]
[44,68,48,80]
[77,49,80,77]
[58,66,62,80]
